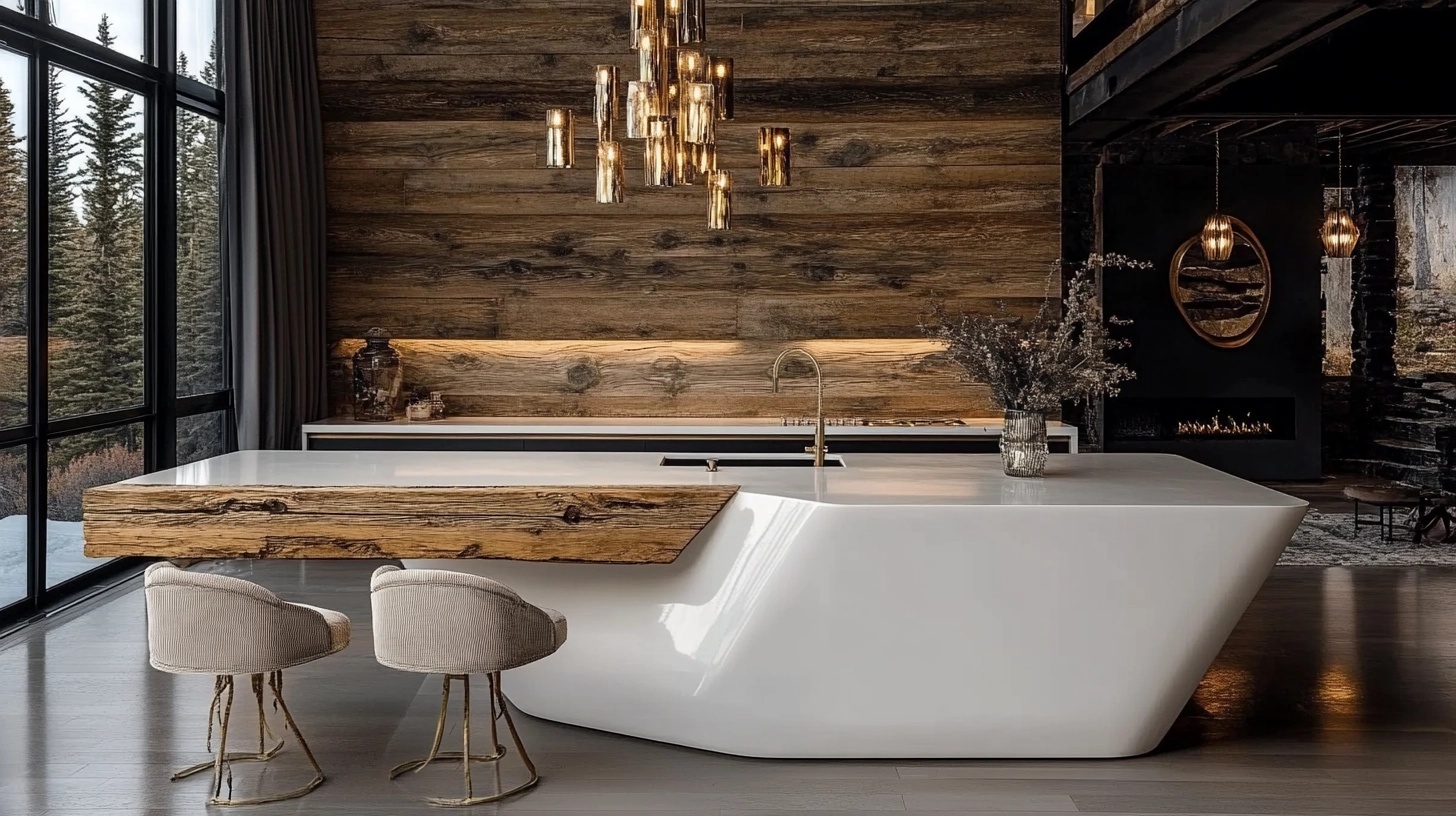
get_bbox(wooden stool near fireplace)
[1343,485,1425,543]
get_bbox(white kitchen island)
[89,450,1305,759]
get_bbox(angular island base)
[407,454,1304,759]
[88,450,1306,759]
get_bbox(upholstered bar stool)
[144,563,350,806]
[370,566,567,807]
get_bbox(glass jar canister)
[352,328,404,422]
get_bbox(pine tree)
[50,16,145,458]
[0,77,27,429]
[46,66,83,326]
[0,77,26,337]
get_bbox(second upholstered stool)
[369,565,567,806]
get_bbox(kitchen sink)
[660,456,845,469]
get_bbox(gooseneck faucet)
[771,347,827,467]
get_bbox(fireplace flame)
[1176,412,1274,437]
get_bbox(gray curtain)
[223,0,329,450]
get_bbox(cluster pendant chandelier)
[1201,131,1235,263]
[543,0,792,230]
[1321,131,1361,259]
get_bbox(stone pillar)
[1350,164,1397,383]
[1349,164,1398,464]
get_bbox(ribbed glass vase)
[999,409,1049,478]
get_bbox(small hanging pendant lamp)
[1320,130,1361,259]
[1201,131,1234,263]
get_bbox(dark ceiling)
[1068,3,1456,162]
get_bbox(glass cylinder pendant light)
[630,0,657,50]
[1321,131,1361,259]
[638,31,660,85]
[657,39,680,107]
[677,49,706,83]
[597,141,625,203]
[1201,131,1233,262]
[545,108,575,169]
[709,57,734,120]
[683,82,716,144]
[644,115,678,187]
[707,170,733,230]
[681,0,707,43]
[759,127,791,187]
[626,81,658,139]
[594,65,618,141]
[681,142,716,185]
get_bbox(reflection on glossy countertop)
[128,450,1306,508]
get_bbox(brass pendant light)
[1201,131,1234,262]
[1320,130,1360,259]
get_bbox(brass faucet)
[771,347,827,467]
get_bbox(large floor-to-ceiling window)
[0,1,228,624]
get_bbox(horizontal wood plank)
[327,294,1041,342]
[315,3,1059,57]
[84,484,739,563]
[325,338,989,417]
[323,120,1061,170]
[326,165,1062,216]
[318,49,1059,82]
[319,77,1060,122]
[329,297,503,340]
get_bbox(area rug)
[1279,509,1456,566]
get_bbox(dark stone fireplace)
[1100,161,1324,480]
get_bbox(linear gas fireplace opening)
[1106,398,1297,443]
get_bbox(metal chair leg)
[389,675,503,780]
[172,674,284,782]
[171,672,325,807]
[390,672,541,807]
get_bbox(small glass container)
[429,391,447,420]
[999,409,1049,478]
[351,328,404,422]
[406,396,432,422]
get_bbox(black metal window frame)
[0,0,231,629]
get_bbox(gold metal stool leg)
[170,671,326,807]
[389,672,541,807]
[172,674,284,781]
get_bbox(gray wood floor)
[3,560,1455,815]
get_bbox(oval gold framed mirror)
[1169,217,1271,349]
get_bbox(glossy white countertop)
[129,450,1303,508]
[301,416,1079,437]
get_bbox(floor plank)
[3,560,1456,814]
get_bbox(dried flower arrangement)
[923,254,1150,413]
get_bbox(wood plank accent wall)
[317,0,1062,418]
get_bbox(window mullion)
[25,37,49,615]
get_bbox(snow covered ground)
[0,514,108,603]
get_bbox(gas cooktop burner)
[864,418,969,427]
[780,417,969,427]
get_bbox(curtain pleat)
[224,0,329,450]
